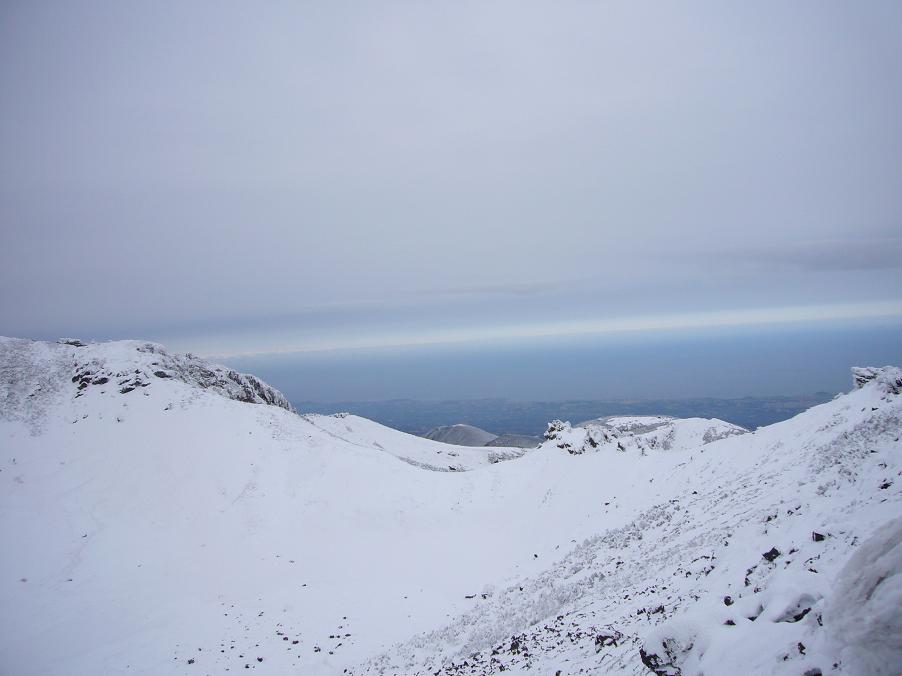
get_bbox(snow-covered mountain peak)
[0,336,294,433]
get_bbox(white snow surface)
[823,516,902,675]
[1,338,900,676]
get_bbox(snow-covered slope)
[1,338,900,676]
[423,424,499,447]
[364,370,902,676]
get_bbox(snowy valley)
[1,337,900,675]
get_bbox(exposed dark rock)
[640,646,682,676]
[544,420,569,441]
[594,631,621,652]
[793,608,812,622]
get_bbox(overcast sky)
[1,1,901,359]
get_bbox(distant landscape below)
[222,321,901,435]
[293,393,835,436]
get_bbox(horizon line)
[191,299,902,360]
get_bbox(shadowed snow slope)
[423,424,499,447]
[424,425,541,449]
[0,339,900,676]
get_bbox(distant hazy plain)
[222,320,902,404]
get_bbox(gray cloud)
[429,281,570,298]
[1,1,901,351]
[742,238,902,271]
[698,237,902,273]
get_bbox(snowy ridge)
[301,414,526,471]
[1,339,900,676]
[543,414,747,455]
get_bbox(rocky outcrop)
[0,337,295,425]
[544,419,612,454]
[543,415,746,456]
[852,366,902,395]
[135,343,294,410]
